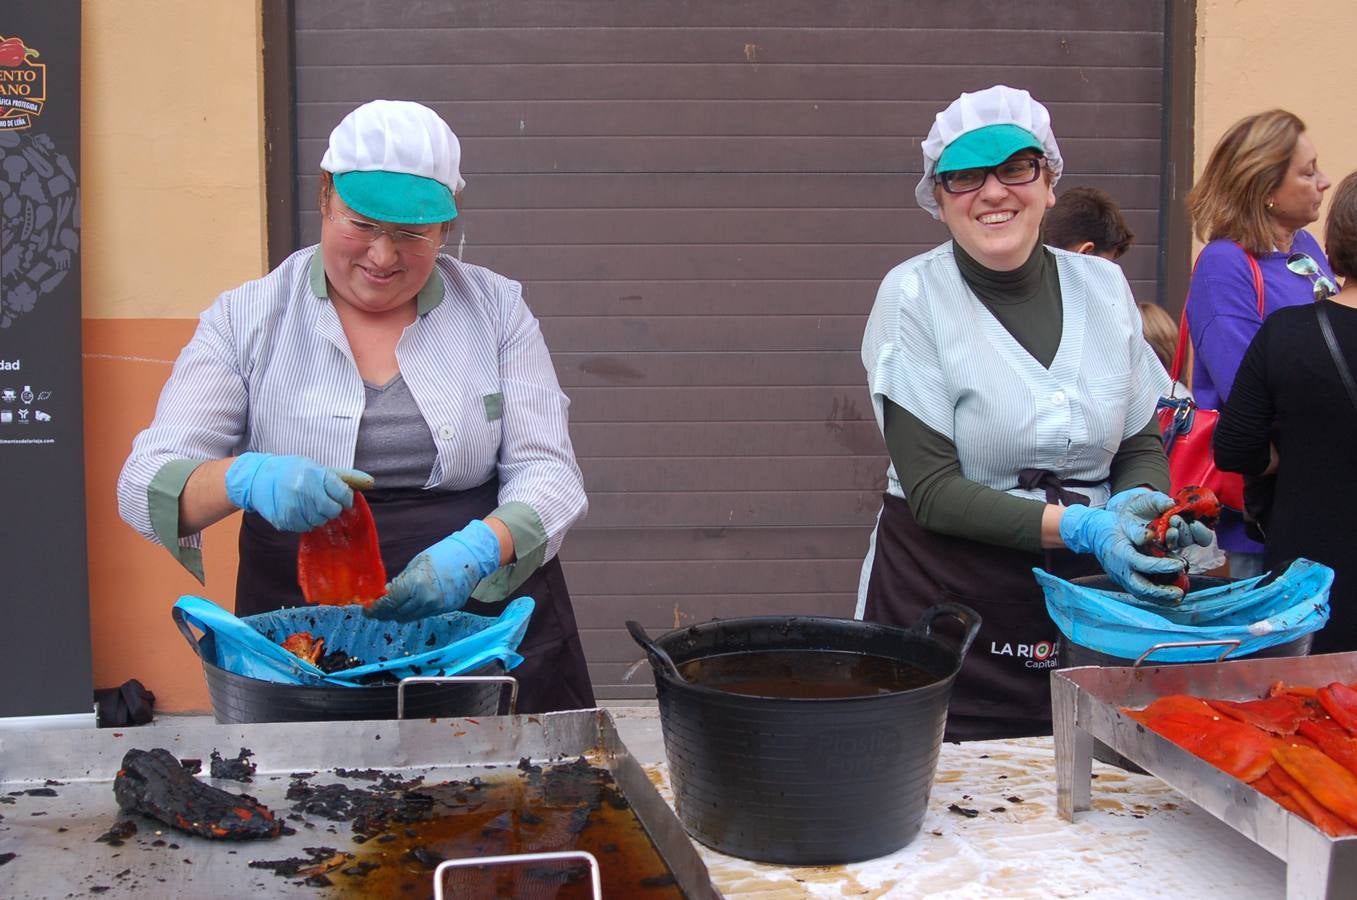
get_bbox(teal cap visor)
[332,170,457,225]
[935,124,1045,174]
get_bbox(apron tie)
[1017,468,1096,508]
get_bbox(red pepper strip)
[1267,755,1357,837]
[1206,694,1317,736]
[296,491,386,607]
[1272,744,1357,829]
[1317,683,1357,734]
[1121,694,1216,726]
[1297,720,1357,778]
[1144,711,1277,782]
[1251,769,1305,816]
[1269,681,1320,700]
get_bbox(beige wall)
[1194,0,1357,235]
[82,0,267,318]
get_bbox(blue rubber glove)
[365,520,502,622]
[1105,488,1214,553]
[1059,503,1186,604]
[225,452,374,532]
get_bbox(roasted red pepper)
[1143,485,1221,593]
[1266,758,1357,837]
[1298,719,1357,778]
[1318,682,1357,734]
[296,491,386,607]
[1142,711,1277,782]
[0,36,37,68]
[1272,743,1357,829]
[281,631,325,666]
[1207,694,1315,736]
[1121,693,1216,726]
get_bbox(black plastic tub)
[176,610,506,724]
[628,603,980,866]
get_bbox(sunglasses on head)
[1286,252,1338,301]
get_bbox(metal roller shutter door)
[288,1,1170,699]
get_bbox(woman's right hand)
[224,452,374,532]
[1059,504,1186,604]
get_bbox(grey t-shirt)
[353,374,440,490]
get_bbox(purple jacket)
[1184,230,1334,551]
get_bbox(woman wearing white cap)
[117,100,595,713]
[858,86,1209,740]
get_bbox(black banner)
[0,3,90,717]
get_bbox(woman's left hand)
[1107,488,1213,552]
[365,520,502,622]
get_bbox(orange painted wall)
[83,320,242,712]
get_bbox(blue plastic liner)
[173,595,533,686]
[1036,559,1333,663]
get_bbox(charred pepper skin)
[113,747,285,840]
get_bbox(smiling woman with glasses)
[1215,170,1357,654]
[118,100,597,715]
[1183,109,1336,575]
[857,85,1198,744]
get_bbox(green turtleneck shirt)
[881,240,1169,553]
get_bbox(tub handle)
[915,602,983,662]
[396,675,519,719]
[1132,639,1241,667]
[434,851,601,900]
[171,605,205,661]
[625,620,686,682]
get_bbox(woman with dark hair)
[857,85,1209,741]
[1184,110,1334,578]
[1215,172,1357,653]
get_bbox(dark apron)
[235,478,596,715]
[863,493,1099,742]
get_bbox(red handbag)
[1156,247,1264,512]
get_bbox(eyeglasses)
[1286,252,1338,301]
[936,157,1044,195]
[322,193,446,257]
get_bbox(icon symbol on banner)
[16,408,28,422]
[37,391,51,400]
[34,409,50,422]
[1,389,14,403]
[0,410,10,423]
[20,386,33,405]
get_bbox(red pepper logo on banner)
[0,34,45,130]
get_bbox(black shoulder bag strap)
[1317,301,1357,414]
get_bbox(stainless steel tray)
[1053,651,1357,899]
[0,709,721,898]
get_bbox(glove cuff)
[1058,504,1101,554]
[461,519,504,579]
[224,452,269,512]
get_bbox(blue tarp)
[174,595,533,686]
[1037,559,1332,663]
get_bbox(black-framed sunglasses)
[935,157,1044,195]
[1286,252,1338,301]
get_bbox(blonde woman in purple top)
[1183,109,1334,575]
